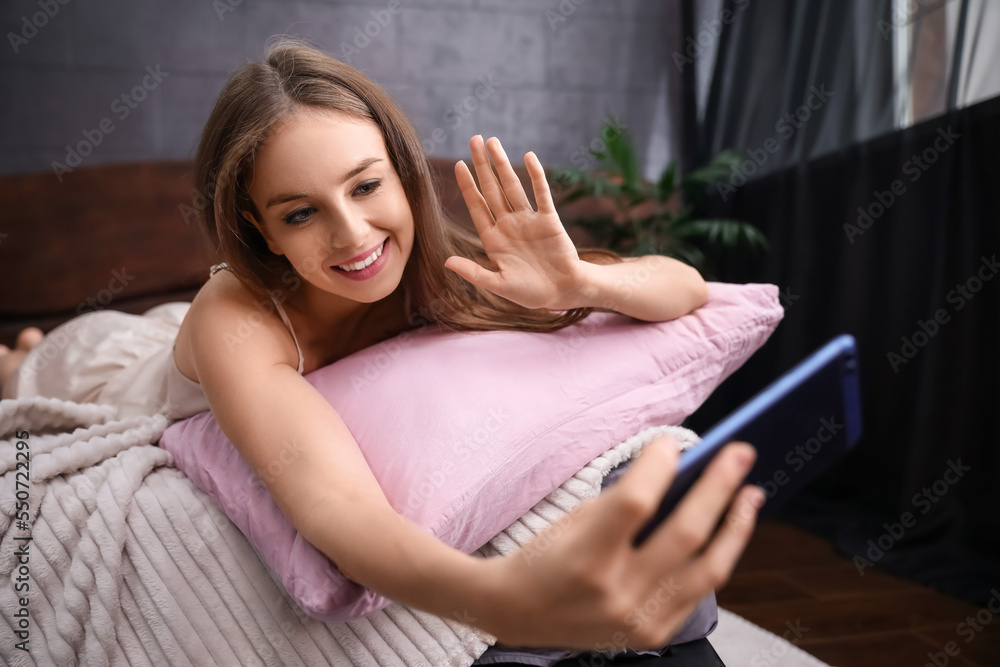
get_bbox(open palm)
[445,135,590,311]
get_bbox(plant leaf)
[681,150,742,203]
[670,219,769,251]
[600,121,640,191]
[656,163,676,203]
[662,240,706,270]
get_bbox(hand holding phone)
[483,431,767,651]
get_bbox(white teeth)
[337,240,384,271]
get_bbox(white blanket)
[0,396,832,667]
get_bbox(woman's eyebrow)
[343,156,382,182]
[265,157,384,209]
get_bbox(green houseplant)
[548,120,768,279]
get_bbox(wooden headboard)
[0,157,600,347]
[1,161,214,345]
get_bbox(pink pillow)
[159,281,783,621]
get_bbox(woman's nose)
[326,209,372,249]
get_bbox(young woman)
[0,39,764,664]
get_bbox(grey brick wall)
[1,0,679,179]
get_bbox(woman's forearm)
[301,494,505,632]
[571,255,710,322]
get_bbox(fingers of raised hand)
[455,159,496,228]
[484,136,532,211]
[468,134,512,216]
[469,135,534,215]
[524,150,556,214]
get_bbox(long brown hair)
[193,37,625,334]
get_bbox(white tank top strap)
[208,262,305,375]
[270,297,306,375]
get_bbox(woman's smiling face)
[243,108,415,309]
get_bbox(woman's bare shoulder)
[176,268,299,379]
[190,266,265,312]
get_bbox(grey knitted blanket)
[0,396,701,666]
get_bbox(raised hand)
[446,135,592,311]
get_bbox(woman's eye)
[283,207,314,225]
[281,182,379,225]
[355,179,382,196]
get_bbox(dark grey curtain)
[699,0,895,176]
[688,0,1000,606]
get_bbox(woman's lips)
[331,237,389,281]
[337,238,388,266]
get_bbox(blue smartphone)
[631,334,863,548]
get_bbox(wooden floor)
[714,520,1000,666]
